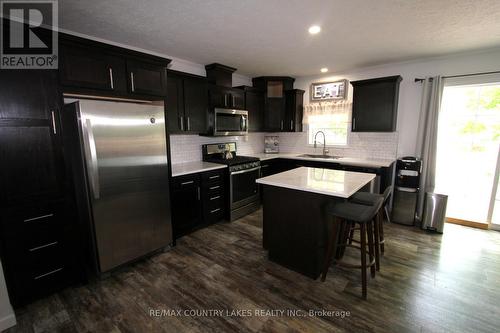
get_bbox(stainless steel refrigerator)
[61,99,172,273]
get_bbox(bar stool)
[321,197,383,299]
[350,186,393,255]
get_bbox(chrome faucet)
[313,131,329,155]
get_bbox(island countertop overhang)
[256,167,376,198]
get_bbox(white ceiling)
[59,0,500,77]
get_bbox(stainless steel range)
[202,143,261,221]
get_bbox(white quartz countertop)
[171,161,227,177]
[250,153,395,168]
[256,167,376,198]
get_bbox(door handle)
[84,119,100,199]
[224,94,228,107]
[130,72,135,92]
[290,120,293,131]
[179,116,184,131]
[186,117,191,131]
[353,117,356,130]
[181,180,194,186]
[50,110,57,134]
[232,95,236,107]
[24,213,53,223]
[280,120,284,131]
[197,186,201,201]
[109,68,114,89]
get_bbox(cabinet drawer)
[201,169,225,184]
[1,201,66,235]
[203,206,225,224]
[172,174,200,190]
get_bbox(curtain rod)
[414,70,500,83]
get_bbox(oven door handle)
[230,166,261,176]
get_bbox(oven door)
[214,108,248,136]
[230,166,261,209]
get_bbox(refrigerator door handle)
[84,119,100,199]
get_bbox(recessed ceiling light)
[308,25,321,34]
[320,68,328,73]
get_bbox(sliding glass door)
[434,79,500,226]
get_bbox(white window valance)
[303,100,352,124]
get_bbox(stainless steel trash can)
[422,192,448,233]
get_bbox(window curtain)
[303,100,352,124]
[415,76,444,221]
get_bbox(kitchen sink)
[297,154,339,159]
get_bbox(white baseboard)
[0,311,16,332]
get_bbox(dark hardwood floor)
[5,209,500,333]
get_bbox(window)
[307,113,349,146]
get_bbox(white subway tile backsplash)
[169,130,398,163]
[169,133,266,163]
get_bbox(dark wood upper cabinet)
[285,89,305,132]
[351,75,402,132]
[242,87,265,132]
[59,34,170,99]
[252,76,295,132]
[208,85,245,109]
[166,70,208,134]
[59,44,127,93]
[126,60,167,97]
[183,76,208,133]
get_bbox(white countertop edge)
[252,153,395,168]
[257,168,376,198]
[171,162,227,177]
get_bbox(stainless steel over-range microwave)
[209,108,248,136]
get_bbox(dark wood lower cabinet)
[171,169,226,238]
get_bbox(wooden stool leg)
[366,220,376,278]
[360,223,367,299]
[380,209,386,254]
[322,217,340,281]
[373,212,381,271]
[348,225,354,245]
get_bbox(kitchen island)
[257,167,376,279]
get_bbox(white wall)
[0,260,16,331]
[294,47,500,157]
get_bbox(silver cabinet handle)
[34,267,63,280]
[353,117,356,130]
[51,111,57,134]
[84,119,100,199]
[186,117,191,131]
[179,116,184,131]
[197,186,200,201]
[290,120,294,131]
[209,175,220,180]
[210,208,221,214]
[232,95,236,107]
[130,72,135,92]
[24,213,53,223]
[280,120,284,131]
[224,94,228,107]
[180,180,194,186]
[109,68,114,89]
[210,195,221,201]
[29,241,58,252]
[210,185,220,190]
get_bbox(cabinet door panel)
[183,77,208,133]
[0,70,57,120]
[127,61,167,96]
[208,85,229,108]
[166,74,184,133]
[230,89,245,109]
[60,44,126,92]
[245,90,264,132]
[265,98,285,131]
[0,127,65,204]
